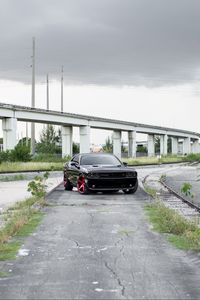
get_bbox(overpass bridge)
[0,102,199,158]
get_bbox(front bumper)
[87,177,137,191]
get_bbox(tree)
[137,145,147,153]
[17,137,31,150]
[103,136,113,153]
[36,125,60,154]
[73,142,80,154]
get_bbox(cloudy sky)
[0,0,200,143]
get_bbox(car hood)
[81,165,136,173]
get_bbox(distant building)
[90,144,103,153]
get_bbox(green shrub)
[184,153,200,162]
[0,145,31,163]
[27,172,49,199]
[10,144,31,162]
[0,150,11,163]
[181,182,194,198]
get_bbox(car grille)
[98,172,126,178]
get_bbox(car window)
[80,154,121,166]
[71,155,79,164]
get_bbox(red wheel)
[77,175,88,194]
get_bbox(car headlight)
[88,173,99,178]
[126,172,135,177]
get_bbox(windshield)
[80,154,122,166]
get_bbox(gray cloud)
[1,0,200,85]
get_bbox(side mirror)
[123,162,128,167]
[71,162,80,169]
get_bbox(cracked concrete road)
[1,183,200,299]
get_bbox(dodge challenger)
[64,153,138,195]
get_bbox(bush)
[0,150,11,164]
[27,172,49,199]
[0,145,31,163]
[10,144,31,162]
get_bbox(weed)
[145,201,200,251]
[181,182,194,198]
[27,172,49,199]
[143,184,158,199]
[16,212,43,237]
[0,193,45,261]
[160,174,166,182]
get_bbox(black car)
[64,153,138,195]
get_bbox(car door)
[69,155,80,186]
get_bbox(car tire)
[77,175,89,195]
[64,178,73,191]
[123,179,138,194]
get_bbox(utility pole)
[26,122,28,147]
[46,73,49,110]
[61,65,64,113]
[31,37,35,155]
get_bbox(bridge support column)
[160,135,168,155]
[80,125,90,153]
[183,137,191,155]
[171,137,178,155]
[2,118,17,151]
[61,126,73,158]
[192,139,199,154]
[113,130,121,159]
[160,134,168,155]
[128,131,136,158]
[147,134,155,157]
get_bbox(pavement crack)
[68,238,80,248]
[115,238,126,259]
[120,245,126,259]
[104,261,126,298]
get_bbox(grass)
[0,154,198,173]
[0,196,45,261]
[145,201,200,251]
[0,162,64,173]
[32,153,70,163]
[123,155,184,166]
[16,212,43,237]
[183,153,200,162]
[144,185,158,198]
[0,271,10,278]
[0,242,21,261]
[0,174,26,182]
